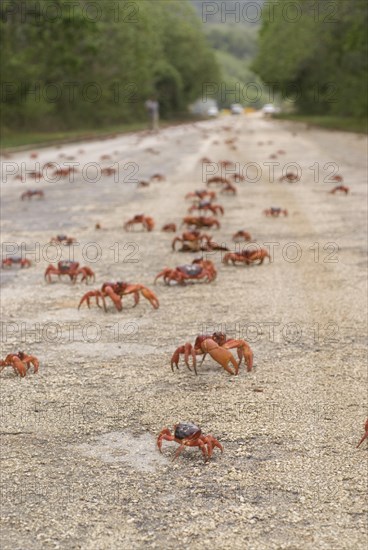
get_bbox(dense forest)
[2,0,366,136]
[0,0,220,132]
[253,0,368,117]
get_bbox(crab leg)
[173,439,208,462]
[202,435,223,458]
[170,344,197,373]
[222,339,253,371]
[357,420,368,448]
[157,429,174,452]
[78,290,107,311]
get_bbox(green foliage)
[252,0,368,117]
[206,26,258,60]
[190,0,266,108]
[0,0,220,131]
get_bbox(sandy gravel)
[0,113,367,550]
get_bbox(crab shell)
[59,261,79,272]
[177,264,203,277]
[174,422,201,440]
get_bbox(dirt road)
[1,114,367,549]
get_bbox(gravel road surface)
[1,113,367,549]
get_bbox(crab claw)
[201,338,238,375]
[139,285,160,309]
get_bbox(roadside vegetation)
[253,0,367,130]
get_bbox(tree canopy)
[0,0,221,131]
[252,0,368,117]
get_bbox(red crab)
[150,173,166,182]
[356,419,368,448]
[2,256,31,268]
[50,235,76,246]
[329,185,349,195]
[0,354,27,377]
[53,167,77,178]
[182,216,220,230]
[232,230,252,242]
[171,332,253,375]
[17,352,39,373]
[278,172,300,183]
[200,157,212,163]
[44,261,95,284]
[219,160,234,168]
[185,190,217,202]
[78,281,159,311]
[331,174,343,182]
[0,352,39,377]
[162,223,177,233]
[220,182,237,195]
[207,176,231,186]
[124,215,155,232]
[172,232,227,253]
[29,171,43,179]
[223,249,270,266]
[188,201,224,216]
[138,180,150,188]
[157,422,223,462]
[101,167,116,176]
[231,173,246,182]
[263,207,288,217]
[21,190,44,200]
[172,231,211,251]
[154,259,216,285]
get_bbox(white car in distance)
[230,103,244,115]
[262,104,281,116]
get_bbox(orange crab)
[182,216,220,230]
[0,352,39,377]
[278,172,300,183]
[2,256,31,268]
[263,207,288,217]
[171,332,253,375]
[185,190,217,202]
[232,230,252,242]
[220,182,237,195]
[172,231,212,251]
[231,173,246,182]
[50,235,76,246]
[124,215,155,231]
[157,422,223,462]
[44,261,95,284]
[329,185,349,195]
[150,173,166,182]
[21,190,44,200]
[223,248,270,266]
[207,176,231,186]
[188,201,224,216]
[162,223,177,233]
[155,259,216,285]
[78,281,159,311]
